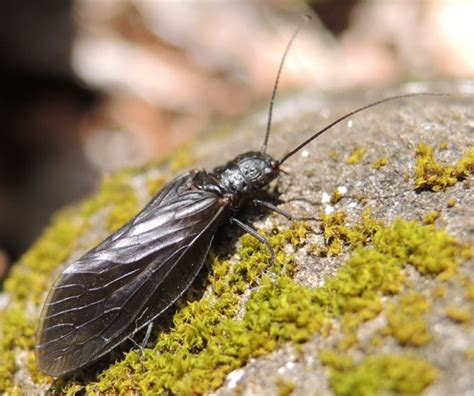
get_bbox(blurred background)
[1,0,473,282]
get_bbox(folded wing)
[36,172,230,376]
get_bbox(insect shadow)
[36,15,442,379]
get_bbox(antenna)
[260,15,311,154]
[279,93,445,164]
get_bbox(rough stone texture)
[2,80,473,394]
[200,80,474,396]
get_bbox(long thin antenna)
[279,93,445,164]
[260,15,311,154]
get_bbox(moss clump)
[276,377,296,396]
[464,281,474,301]
[146,175,167,197]
[415,143,474,192]
[316,209,383,257]
[372,157,388,170]
[0,306,36,389]
[423,210,441,225]
[169,146,195,173]
[447,196,457,208]
[439,142,449,150]
[432,284,447,299]
[373,219,461,279]
[385,292,432,346]
[465,347,474,360]
[3,210,83,305]
[445,306,472,323]
[345,148,366,165]
[331,189,344,205]
[320,351,437,396]
[80,171,140,232]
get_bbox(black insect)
[36,18,436,376]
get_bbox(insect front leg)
[253,199,320,222]
[230,217,275,265]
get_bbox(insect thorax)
[212,151,279,195]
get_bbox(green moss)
[445,305,472,323]
[314,246,404,336]
[321,352,437,396]
[0,349,15,392]
[1,143,470,394]
[331,189,344,204]
[372,157,388,170]
[465,281,474,301]
[0,305,38,390]
[465,346,474,360]
[447,196,457,208]
[423,210,441,225]
[80,170,140,232]
[385,292,432,346]
[81,223,315,395]
[432,284,447,299]
[345,148,366,165]
[169,146,195,173]
[146,175,167,197]
[76,213,467,395]
[373,218,461,279]
[315,209,382,257]
[415,143,474,192]
[276,377,296,396]
[438,142,449,150]
[3,209,84,305]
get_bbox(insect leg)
[129,321,153,362]
[230,217,275,265]
[253,199,320,222]
[140,322,153,350]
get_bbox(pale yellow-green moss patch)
[423,210,441,225]
[384,292,432,346]
[345,148,366,165]
[465,281,474,301]
[75,212,468,395]
[276,377,296,396]
[445,305,472,324]
[415,143,474,192]
[465,346,474,360]
[447,196,457,208]
[330,189,344,205]
[320,351,437,396]
[432,284,447,299]
[372,157,388,170]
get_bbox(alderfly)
[36,16,438,376]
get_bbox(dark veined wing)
[36,171,231,376]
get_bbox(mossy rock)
[1,81,473,395]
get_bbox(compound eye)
[241,160,259,179]
[246,167,258,179]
